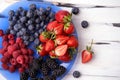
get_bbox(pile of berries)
[20,57,66,80]
[0,30,34,73]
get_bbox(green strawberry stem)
[86,39,94,53]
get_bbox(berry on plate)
[64,22,74,34]
[67,36,78,48]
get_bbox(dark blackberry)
[32,58,41,70]
[28,68,38,78]
[46,58,59,70]
[29,4,36,10]
[20,72,29,80]
[38,78,43,80]
[81,20,89,28]
[52,66,66,77]
[43,75,56,80]
[38,56,43,62]
[72,7,80,15]
[73,71,81,78]
[41,63,50,76]
[30,78,38,80]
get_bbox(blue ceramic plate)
[0,1,78,80]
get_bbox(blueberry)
[27,10,33,18]
[38,29,43,34]
[29,4,36,10]
[45,10,50,16]
[24,40,29,46]
[34,32,39,38]
[40,21,44,27]
[13,24,19,31]
[29,36,35,42]
[18,7,24,12]
[23,36,29,41]
[16,32,21,37]
[31,30,35,34]
[17,23,23,29]
[10,30,16,35]
[28,24,34,31]
[46,6,51,11]
[35,18,40,24]
[43,25,47,30]
[34,38,40,45]
[73,71,81,78]
[9,10,15,16]
[81,20,89,28]
[72,7,80,15]
[13,16,18,21]
[9,26,13,30]
[21,28,27,32]
[49,18,54,22]
[5,29,10,34]
[49,12,55,18]
[19,30,24,36]
[9,21,16,26]
[8,16,12,21]
[45,17,49,23]
[21,10,27,16]
[15,10,20,16]
[27,19,33,24]
[20,17,27,23]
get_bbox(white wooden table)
[0,0,120,80]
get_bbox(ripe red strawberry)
[24,55,29,63]
[10,58,17,65]
[49,50,57,58]
[16,37,23,43]
[2,35,8,41]
[27,49,33,55]
[2,63,9,70]
[4,51,11,58]
[55,10,71,23]
[58,52,71,62]
[46,21,58,31]
[18,67,25,73]
[9,39,15,45]
[39,31,50,43]
[45,40,55,52]
[53,23,64,35]
[0,29,4,36]
[9,65,16,73]
[1,56,9,63]
[21,48,28,55]
[8,34,14,40]
[56,35,69,45]
[82,40,94,63]
[37,44,47,56]
[67,36,78,48]
[55,44,68,56]
[17,55,24,64]
[64,22,74,34]
[12,50,21,58]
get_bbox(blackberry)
[81,20,89,28]
[73,71,81,78]
[41,63,50,76]
[46,58,59,70]
[52,66,66,77]
[32,58,41,70]
[43,75,56,80]
[72,7,80,15]
[38,78,43,80]
[38,56,43,62]
[20,72,29,80]
[28,68,38,78]
[29,4,36,10]
[30,78,38,80]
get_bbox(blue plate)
[0,1,78,80]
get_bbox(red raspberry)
[21,48,28,55]
[1,56,9,63]
[0,29,4,37]
[18,67,25,73]
[10,58,17,65]
[16,64,22,68]
[0,49,6,55]
[28,49,33,55]
[2,40,9,47]
[24,55,29,63]
[12,50,21,58]
[9,39,15,45]
[13,43,20,50]
[4,51,11,58]
[16,37,23,43]
[8,34,14,40]
[29,56,34,64]
[2,63,9,70]
[2,35,8,41]
[17,55,24,64]
[19,42,26,48]
[9,65,16,73]
[8,44,19,54]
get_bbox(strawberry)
[53,23,64,35]
[49,50,57,58]
[67,36,78,48]
[37,44,47,56]
[58,52,71,62]
[55,10,71,23]
[39,31,50,43]
[8,34,14,40]
[16,55,24,64]
[9,65,16,73]
[64,22,74,34]
[45,40,55,52]
[0,29,4,36]
[2,63,9,70]
[82,40,94,63]
[55,44,68,56]
[46,21,58,31]
[55,35,69,45]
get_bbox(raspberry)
[24,55,29,63]
[4,51,11,58]
[28,49,33,55]
[0,29,4,36]
[8,34,14,40]
[13,43,20,50]
[9,39,15,45]
[1,56,9,63]
[16,64,22,68]
[8,45,17,54]
[2,63,9,70]
[16,37,23,43]
[17,55,24,64]
[2,35,8,41]
[18,67,25,73]
[19,42,26,48]
[2,40,9,47]
[10,58,17,65]
[9,65,16,73]
[21,48,28,55]
[20,71,29,80]
[0,49,6,55]
[12,50,21,58]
